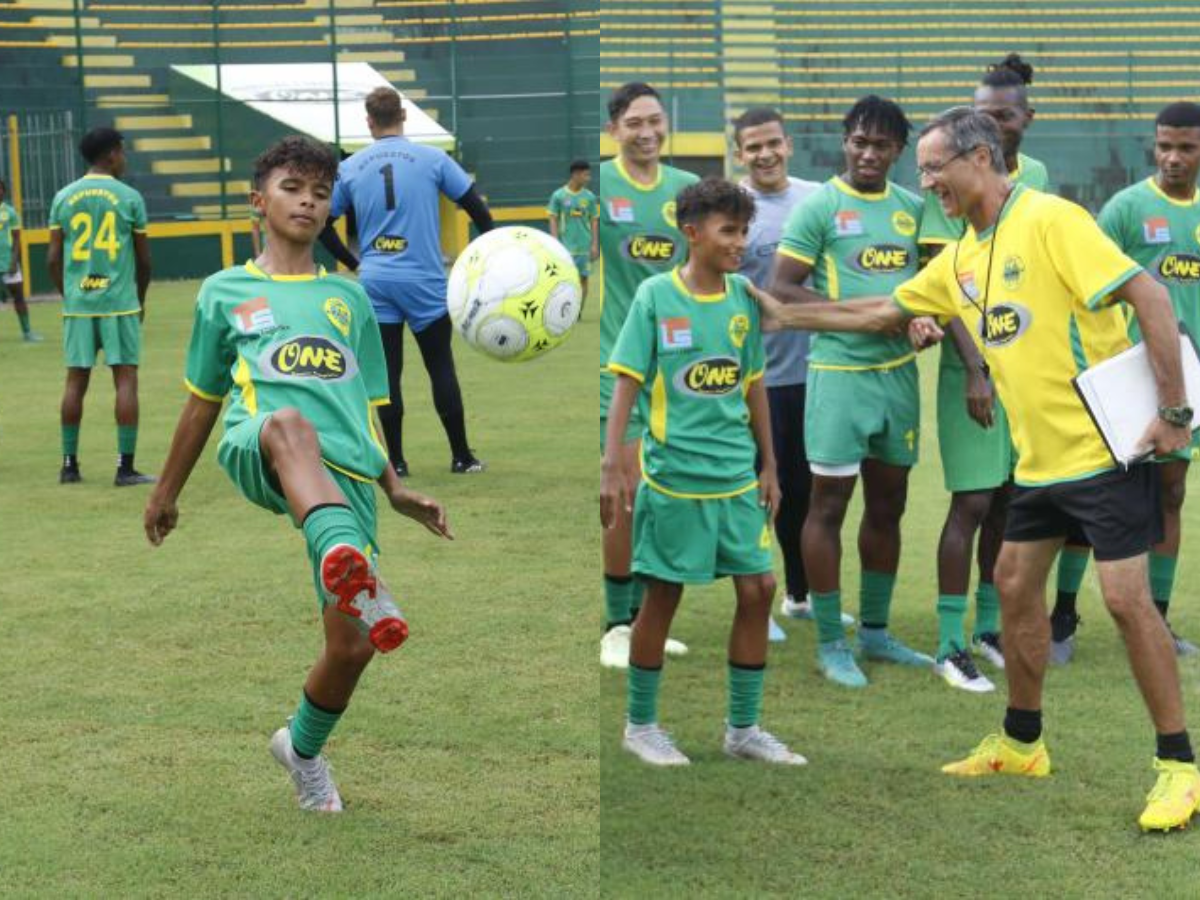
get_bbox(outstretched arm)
[751,283,911,335]
[144,394,222,545]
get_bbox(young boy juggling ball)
[601,177,805,767]
[144,136,452,812]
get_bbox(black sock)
[118,452,135,472]
[1003,707,1043,745]
[1155,600,1169,619]
[63,454,79,470]
[1156,730,1195,763]
[1051,591,1077,620]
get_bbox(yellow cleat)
[941,732,1051,778]
[1139,758,1200,833]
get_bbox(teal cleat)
[856,629,936,668]
[817,639,868,688]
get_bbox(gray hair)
[919,107,1007,175]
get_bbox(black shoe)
[59,466,81,484]
[392,459,410,478]
[114,469,156,487]
[451,454,486,474]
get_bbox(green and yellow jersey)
[0,201,20,271]
[919,153,1050,248]
[608,269,764,499]
[599,157,699,416]
[894,184,1141,486]
[47,174,147,316]
[547,185,598,257]
[185,261,390,482]
[1098,177,1200,343]
[776,176,922,369]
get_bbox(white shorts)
[2,265,22,286]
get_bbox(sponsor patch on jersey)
[662,201,678,228]
[674,356,741,396]
[660,316,693,350]
[834,210,864,236]
[1002,254,1026,290]
[1144,217,1171,244]
[324,296,352,337]
[1158,253,1200,283]
[850,244,910,273]
[80,274,111,292]
[262,335,357,381]
[979,302,1032,347]
[892,210,916,237]
[623,234,677,264]
[608,197,634,223]
[372,234,408,254]
[233,296,276,334]
[728,313,750,349]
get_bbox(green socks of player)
[117,425,138,471]
[62,424,80,461]
[727,663,765,729]
[604,574,640,628]
[810,590,845,644]
[290,691,344,759]
[859,570,896,631]
[974,582,1000,638]
[301,503,367,572]
[1150,552,1178,615]
[17,309,30,336]
[936,594,968,660]
[1057,548,1088,596]
[627,664,661,726]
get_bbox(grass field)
[0,283,597,897]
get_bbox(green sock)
[604,575,636,628]
[810,590,845,644]
[859,570,896,629]
[1057,549,1089,594]
[62,424,80,457]
[974,582,1001,637]
[627,664,661,726]
[727,662,765,729]
[289,691,344,758]
[17,309,30,335]
[301,504,364,571]
[117,425,137,456]
[937,594,968,660]
[1150,552,1178,611]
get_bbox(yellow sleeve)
[892,245,959,319]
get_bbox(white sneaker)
[664,636,689,657]
[972,632,1005,669]
[768,615,787,643]
[601,624,631,669]
[780,594,854,626]
[724,725,808,766]
[270,726,344,812]
[622,722,690,766]
[937,649,995,694]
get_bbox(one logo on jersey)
[957,271,979,305]
[662,201,678,228]
[79,274,110,292]
[608,197,634,223]
[728,313,750,349]
[263,335,357,381]
[1144,217,1171,244]
[660,316,693,350]
[892,210,916,237]
[233,296,276,334]
[1002,254,1026,289]
[372,234,408,254]
[623,234,677,264]
[324,297,352,337]
[675,356,741,396]
[834,210,863,237]
[851,245,910,273]
[1158,254,1200,283]
[979,302,1032,347]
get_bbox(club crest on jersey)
[728,313,750,349]
[979,302,1032,347]
[834,210,864,236]
[623,234,677,263]
[1002,254,1026,289]
[233,296,276,334]
[372,234,408,254]
[892,210,916,237]
[80,274,110,292]
[662,201,678,228]
[262,335,357,381]
[675,356,741,396]
[851,244,910,273]
[324,296,352,337]
[608,197,634,223]
[957,271,979,305]
[1158,254,1200,283]
[1144,217,1171,244]
[660,316,693,350]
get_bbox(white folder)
[1072,328,1200,467]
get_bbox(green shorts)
[804,362,920,471]
[632,483,773,584]
[572,253,591,278]
[937,362,1015,493]
[217,413,380,609]
[63,313,141,368]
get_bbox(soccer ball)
[446,226,583,362]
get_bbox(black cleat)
[392,459,410,478]
[451,454,486,474]
[114,469,157,487]
[59,466,82,484]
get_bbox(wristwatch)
[1158,405,1194,427]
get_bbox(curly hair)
[675,177,756,229]
[253,135,338,190]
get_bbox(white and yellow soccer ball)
[446,225,583,362]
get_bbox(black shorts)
[1005,464,1163,561]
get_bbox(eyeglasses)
[916,146,979,179]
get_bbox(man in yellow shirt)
[755,107,1199,833]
